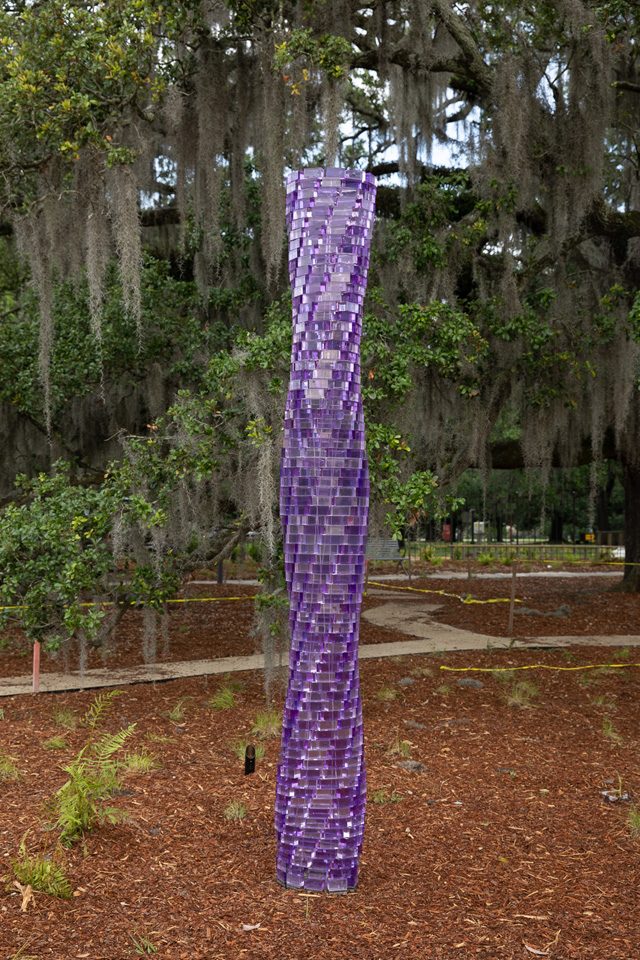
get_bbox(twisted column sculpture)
[275,167,377,892]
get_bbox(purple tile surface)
[275,168,377,892]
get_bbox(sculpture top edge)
[286,167,377,187]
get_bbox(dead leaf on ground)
[13,880,35,913]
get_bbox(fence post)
[507,561,518,636]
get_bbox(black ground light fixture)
[244,743,256,775]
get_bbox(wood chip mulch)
[1,570,640,958]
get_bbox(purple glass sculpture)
[275,167,377,892]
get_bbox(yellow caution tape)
[367,580,520,605]
[440,662,639,673]
[0,594,256,613]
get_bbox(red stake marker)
[32,640,41,694]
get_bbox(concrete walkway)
[1,573,634,698]
[2,628,639,698]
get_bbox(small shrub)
[11,832,71,899]
[376,686,402,702]
[251,709,281,739]
[477,551,495,566]
[121,751,160,774]
[453,546,462,561]
[627,806,640,839]
[221,673,244,693]
[224,800,246,821]
[53,706,78,730]
[43,736,68,751]
[231,740,265,761]
[617,647,632,661]
[0,752,20,780]
[434,684,452,696]
[505,680,539,708]
[208,686,236,710]
[145,732,175,744]
[420,545,444,566]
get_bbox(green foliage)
[274,28,353,82]
[231,740,265,761]
[602,715,623,743]
[0,1,205,208]
[223,800,246,821]
[376,686,402,703]
[42,735,68,751]
[11,833,71,900]
[49,690,135,846]
[0,257,230,426]
[627,806,640,840]
[372,789,403,804]
[386,738,411,758]
[0,752,20,780]
[505,680,539,708]
[208,686,236,710]
[0,463,113,650]
[53,705,78,730]
[129,932,158,956]
[167,699,191,723]
[250,709,281,739]
[476,550,496,566]
[120,751,160,774]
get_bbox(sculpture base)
[278,879,357,894]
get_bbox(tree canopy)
[1,0,640,665]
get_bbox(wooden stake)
[507,561,518,636]
[32,640,41,694]
[467,555,472,587]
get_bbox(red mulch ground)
[1,563,640,959]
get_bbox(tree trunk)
[548,509,564,544]
[496,514,503,542]
[612,455,640,592]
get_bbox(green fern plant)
[11,832,71,899]
[48,690,135,846]
[121,750,160,774]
